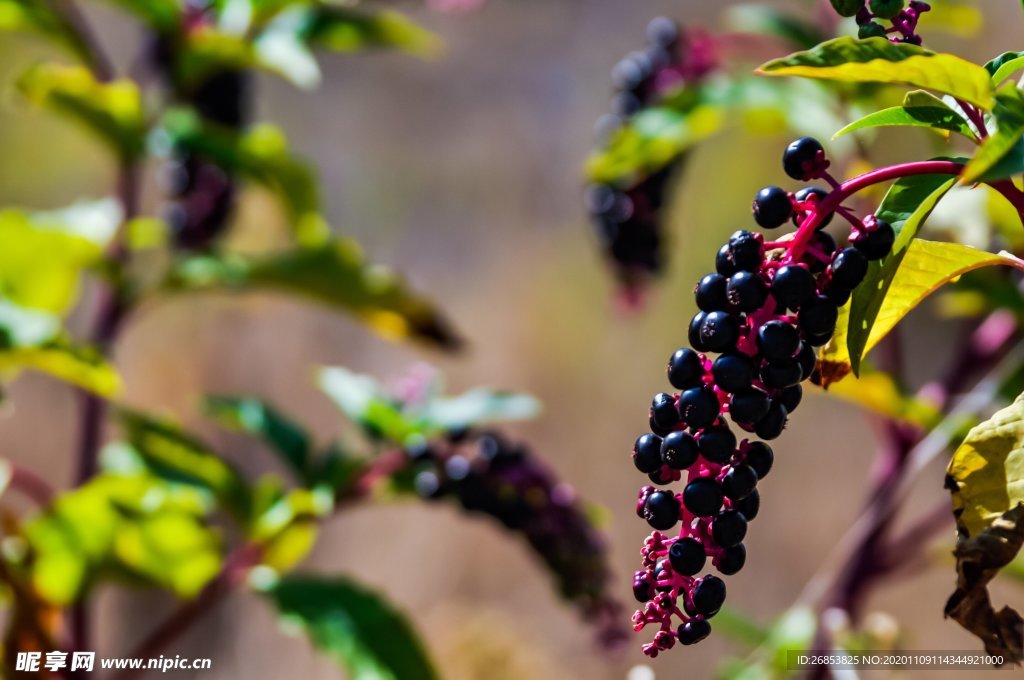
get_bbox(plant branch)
[50,0,115,81]
[5,462,57,507]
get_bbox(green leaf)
[724,5,826,50]
[18,63,146,158]
[985,51,1024,85]
[846,174,957,374]
[315,366,413,443]
[0,335,122,397]
[945,391,1024,661]
[167,242,462,351]
[586,103,722,184]
[833,104,977,140]
[265,575,438,680]
[157,111,326,243]
[303,7,442,58]
[851,241,1024,373]
[25,472,220,605]
[757,37,995,110]
[116,410,252,520]
[204,395,312,480]
[962,86,1024,184]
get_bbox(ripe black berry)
[756,320,800,363]
[729,388,771,425]
[726,271,768,311]
[689,312,709,351]
[855,219,895,260]
[745,441,774,479]
[823,281,852,306]
[662,431,699,469]
[651,392,681,430]
[779,384,803,415]
[792,186,834,229]
[646,16,680,48]
[679,387,720,429]
[722,464,758,501]
[643,490,680,530]
[712,353,755,393]
[699,310,740,352]
[695,273,729,312]
[795,343,816,380]
[831,247,868,290]
[633,433,664,473]
[634,574,655,602]
[798,295,839,336]
[783,137,824,181]
[805,329,834,347]
[733,488,760,520]
[711,509,748,547]
[692,575,726,617]
[752,186,792,229]
[682,477,724,517]
[755,401,788,440]
[715,244,737,276]
[728,230,763,271]
[668,537,706,575]
[717,544,746,575]
[697,425,736,464]
[771,264,816,310]
[677,619,711,645]
[760,360,802,389]
[806,230,837,273]
[668,348,704,390]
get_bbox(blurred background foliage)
[1,1,1024,679]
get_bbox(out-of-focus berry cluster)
[407,429,625,646]
[585,18,718,298]
[629,137,897,656]
[830,0,931,44]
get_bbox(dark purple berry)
[712,352,755,393]
[699,310,740,352]
[823,281,852,306]
[692,575,726,617]
[729,388,771,424]
[831,247,868,290]
[805,329,834,347]
[795,343,816,380]
[717,543,747,575]
[806,230,837,273]
[661,431,699,469]
[780,384,803,415]
[754,401,788,440]
[646,16,680,48]
[678,387,719,429]
[745,441,774,479]
[728,230,763,271]
[792,187,834,229]
[771,264,816,310]
[855,219,895,260]
[756,320,800,363]
[760,360,802,389]
[721,464,758,501]
[668,348,704,390]
[783,137,824,181]
[677,619,711,645]
[695,273,729,312]
[753,186,792,229]
[668,537,706,575]
[697,425,736,464]
[633,433,664,473]
[683,477,724,517]
[689,312,709,351]
[651,392,681,430]
[734,488,760,520]
[726,271,768,311]
[633,574,655,602]
[711,509,748,547]
[798,295,839,336]
[643,490,680,530]
[649,468,675,485]
[715,244,737,276]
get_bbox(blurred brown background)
[1,1,1023,678]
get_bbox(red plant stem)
[956,99,988,140]
[7,463,57,507]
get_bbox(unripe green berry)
[869,0,904,20]
[858,21,887,39]
[830,0,865,17]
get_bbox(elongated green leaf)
[116,410,252,520]
[157,111,326,243]
[962,86,1024,184]
[834,105,976,140]
[852,241,1024,373]
[167,242,462,351]
[847,175,957,374]
[757,37,995,109]
[945,392,1024,662]
[19,64,146,158]
[204,396,311,479]
[0,1,92,63]
[265,575,439,680]
[986,51,1024,85]
[304,7,441,58]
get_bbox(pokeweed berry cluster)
[830,0,931,44]
[630,136,900,657]
[586,18,717,295]
[408,428,624,645]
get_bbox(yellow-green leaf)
[985,51,1024,86]
[167,241,463,351]
[961,85,1024,184]
[305,7,442,58]
[0,340,122,397]
[833,104,976,141]
[757,37,995,110]
[18,63,146,158]
[821,366,941,428]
